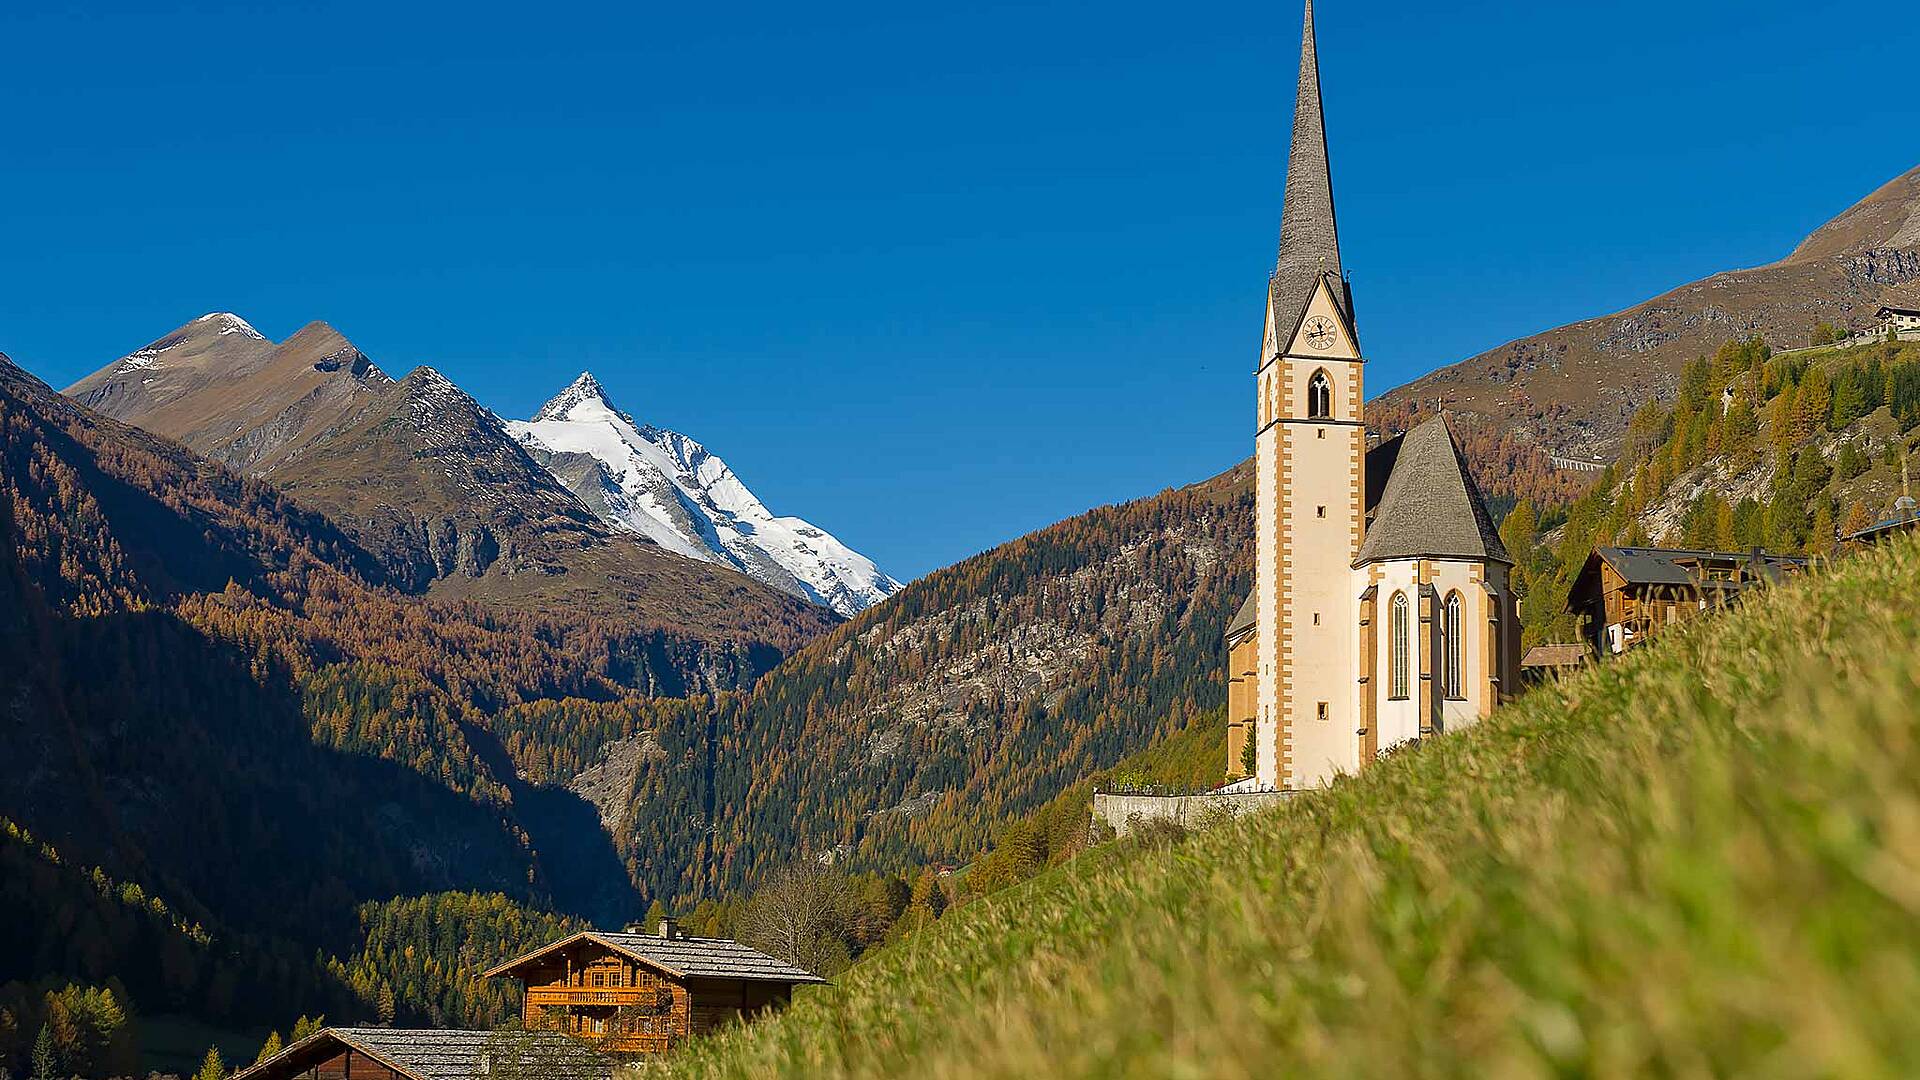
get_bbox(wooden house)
[1571,546,1806,657]
[229,1027,610,1080]
[482,921,826,1056]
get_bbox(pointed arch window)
[1443,591,1464,699]
[1388,591,1410,700]
[1308,369,1333,420]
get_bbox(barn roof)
[483,930,828,985]
[231,1028,610,1080]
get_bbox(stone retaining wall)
[1091,790,1296,836]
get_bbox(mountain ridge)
[508,371,902,616]
[62,318,835,665]
[1375,163,1920,460]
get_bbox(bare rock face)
[1375,164,1920,460]
[567,732,666,834]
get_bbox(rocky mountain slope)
[507,372,901,616]
[64,316,833,666]
[1377,163,1920,459]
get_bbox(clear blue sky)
[3,1,1915,581]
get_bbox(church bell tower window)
[1308,369,1332,419]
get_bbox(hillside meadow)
[648,532,1920,1078]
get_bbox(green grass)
[647,534,1920,1078]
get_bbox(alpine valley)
[6,157,1920,1073]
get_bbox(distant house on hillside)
[483,921,825,1056]
[232,1027,610,1080]
[1875,305,1920,336]
[1572,547,1807,657]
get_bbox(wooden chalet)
[230,1027,610,1080]
[482,920,826,1056]
[1572,546,1807,657]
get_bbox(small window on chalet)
[1308,370,1333,419]
[609,969,623,987]
[592,972,605,987]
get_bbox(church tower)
[1251,0,1365,789]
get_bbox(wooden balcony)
[525,986,655,1008]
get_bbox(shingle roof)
[485,931,827,984]
[1355,416,1510,567]
[1521,643,1589,669]
[1225,592,1257,643]
[1592,546,1808,587]
[232,1028,610,1080]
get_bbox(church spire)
[1272,0,1345,332]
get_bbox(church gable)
[1281,275,1360,361]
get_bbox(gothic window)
[1389,592,1410,699]
[1443,591,1464,699]
[1308,369,1333,419]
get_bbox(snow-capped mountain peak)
[533,371,633,425]
[507,372,901,616]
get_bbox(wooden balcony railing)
[525,986,655,1008]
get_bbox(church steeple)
[1270,0,1350,344]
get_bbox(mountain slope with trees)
[611,464,1253,904]
[0,349,756,1055]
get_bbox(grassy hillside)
[653,533,1920,1077]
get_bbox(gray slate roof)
[234,1028,610,1080]
[1521,643,1590,668]
[1225,591,1257,643]
[1592,546,1807,587]
[488,930,827,985]
[1355,416,1511,567]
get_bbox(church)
[1223,0,1518,791]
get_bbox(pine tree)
[1809,504,1836,558]
[192,1046,226,1080]
[253,1031,283,1066]
[377,984,397,1026]
[31,1025,56,1080]
[290,1015,324,1043]
[643,899,670,931]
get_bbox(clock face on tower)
[1303,316,1338,351]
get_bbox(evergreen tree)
[30,1027,54,1080]
[290,1016,324,1044]
[253,1031,283,1066]
[642,899,670,931]
[192,1046,225,1080]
